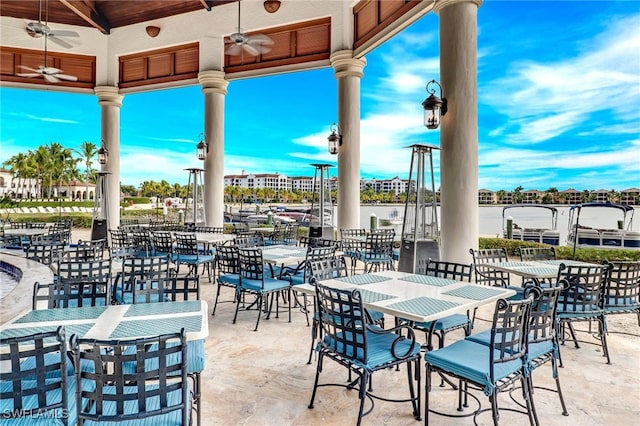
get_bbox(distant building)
[0,168,40,199]
[620,188,640,205]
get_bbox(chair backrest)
[238,248,266,283]
[557,264,610,314]
[314,282,368,363]
[194,226,224,234]
[129,229,152,255]
[71,330,189,425]
[45,280,110,308]
[109,228,130,250]
[340,228,367,239]
[604,261,640,311]
[469,248,511,287]
[0,327,68,425]
[150,230,174,255]
[120,255,171,286]
[518,247,557,261]
[57,258,112,284]
[62,239,106,261]
[216,245,240,275]
[283,223,300,245]
[489,296,533,373]
[308,257,346,281]
[161,276,201,301]
[132,277,165,304]
[363,233,394,258]
[524,282,563,345]
[234,234,258,248]
[25,241,65,266]
[425,258,473,282]
[174,232,199,256]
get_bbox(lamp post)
[422,80,448,130]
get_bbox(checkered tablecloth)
[387,297,461,317]
[398,274,458,287]
[334,274,392,285]
[443,285,506,300]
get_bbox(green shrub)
[479,237,640,262]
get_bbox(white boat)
[502,204,560,246]
[380,208,403,226]
[566,202,640,250]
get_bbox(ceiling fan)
[225,0,274,56]
[25,0,80,49]
[17,0,78,83]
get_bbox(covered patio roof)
[1,0,434,91]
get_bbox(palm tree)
[75,141,98,200]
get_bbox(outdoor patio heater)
[185,167,205,226]
[309,163,335,240]
[91,171,110,240]
[398,144,441,273]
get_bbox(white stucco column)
[331,50,366,230]
[198,70,229,227]
[94,86,123,230]
[435,0,482,263]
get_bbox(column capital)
[434,0,482,14]
[94,86,123,107]
[198,70,229,95]
[330,50,366,79]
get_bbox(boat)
[502,204,560,246]
[567,202,640,249]
[379,207,403,226]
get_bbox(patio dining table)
[475,259,600,283]
[1,300,209,425]
[295,270,515,324]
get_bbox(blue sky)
[1,0,639,191]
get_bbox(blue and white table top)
[296,270,515,323]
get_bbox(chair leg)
[551,356,569,416]
[212,283,222,316]
[253,295,264,331]
[308,353,323,409]
[356,371,369,426]
[308,318,318,364]
[599,316,611,364]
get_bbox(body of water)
[355,205,640,247]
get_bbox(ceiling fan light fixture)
[263,1,281,13]
[145,26,160,38]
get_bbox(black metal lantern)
[196,133,208,161]
[97,142,108,165]
[422,80,448,129]
[327,123,342,155]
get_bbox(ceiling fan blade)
[225,44,243,56]
[18,65,39,73]
[48,35,73,49]
[43,66,63,74]
[17,73,42,78]
[248,34,274,45]
[243,43,260,56]
[44,74,60,83]
[49,30,79,38]
[54,73,78,82]
[247,42,272,54]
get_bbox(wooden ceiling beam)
[58,0,111,35]
[199,1,214,11]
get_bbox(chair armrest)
[366,323,418,360]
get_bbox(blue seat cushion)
[425,339,523,396]
[175,254,213,264]
[322,327,421,371]
[218,273,240,287]
[240,277,290,292]
[413,313,470,333]
[78,382,190,426]
[466,330,553,362]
